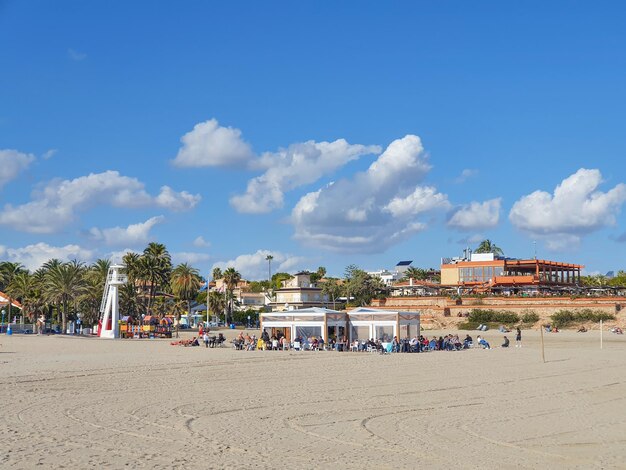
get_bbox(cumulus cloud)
[42,149,57,160]
[0,149,35,189]
[211,250,306,280]
[454,168,478,183]
[230,140,381,213]
[0,171,200,233]
[447,198,501,230]
[89,216,164,246]
[172,251,211,266]
[155,186,201,212]
[509,169,626,244]
[291,135,450,253]
[193,236,210,248]
[171,119,254,168]
[3,242,94,271]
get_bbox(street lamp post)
[1,308,5,334]
[247,315,251,329]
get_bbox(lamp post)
[1,308,5,334]
[247,315,251,329]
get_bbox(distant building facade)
[441,253,583,292]
[269,272,330,311]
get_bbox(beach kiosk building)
[260,306,421,344]
[260,307,348,343]
[347,307,421,343]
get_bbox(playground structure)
[99,265,127,339]
[141,316,173,338]
[118,315,173,338]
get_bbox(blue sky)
[2,1,626,279]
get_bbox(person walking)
[515,327,522,348]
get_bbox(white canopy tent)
[347,307,420,343]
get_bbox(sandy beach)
[1,328,625,469]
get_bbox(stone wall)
[371,295,626,329]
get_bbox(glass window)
[295,326,321,341]
[350,325,370,341]
[375,325,394,342]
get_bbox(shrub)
[520,310,539,324]
[468,309,519,325]
[550,309,615,327]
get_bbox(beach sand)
[1,328,625,469]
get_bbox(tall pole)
[539,325,546,364]
[600,319,603,350]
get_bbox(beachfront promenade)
[1,330,625,469]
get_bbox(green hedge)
[550,309,615,328]
[467,309,519,325]
[520,310,539,324]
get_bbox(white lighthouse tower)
[99,264,127,339]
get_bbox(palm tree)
[404,266,428,281]
[6,271,36,322]
[212,267,223,281]
[142,243,172,315]
[0,261,26,323]
[43,261,87,332]
[208,290,226,323]
[265,255,273,283]
[171,263,201,322]
[474,239,504,257]
[222,267,241,325]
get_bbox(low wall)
[370,295,626,329]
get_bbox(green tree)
[0,261,26,323]
[321,278,342,309]
[170,263,201,321]
[344,265,385,307]
[208,290,226,323]
[6,271,36,322]
[212,267,223,281]
[223,267,241,324]
[141,243,172,315]
[43,261,87,332]
[474,240,504,257]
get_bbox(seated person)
[501,336,509,348]
[477,335,490,349]
[190,337,200,346]
[463,334,473,349]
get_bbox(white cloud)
[230,140,381,213]
[42,149,57,160]
[291,135,449,253]
[211,250,306,280]
[193,236,210,248]
[89,216,165,246]
[509,169,626,245]
[455,168,478,183]
[171,119,254,168]
[4,242,94,271]
[0,171,200,233]
[68,48,87,61]
[0,149,35,189]
[447,198,501,230]
[384,186,450,218]
[172,251,211,266]
[106,248,140,265]
[155,186,201,212]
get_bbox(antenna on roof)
[533,240,537,260]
